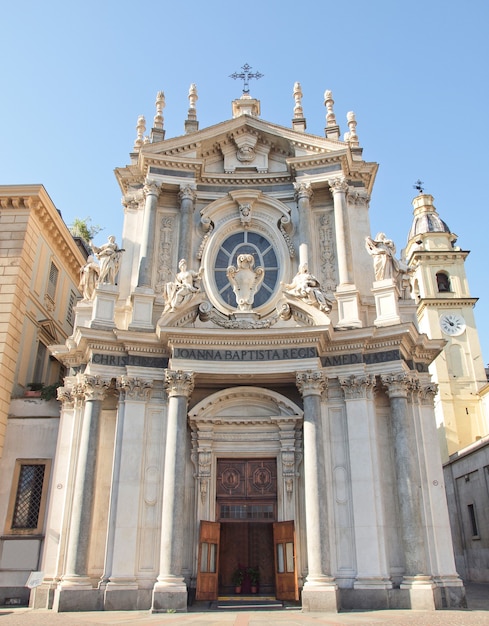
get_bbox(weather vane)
[230,63,263,95]
[413,179,425,194]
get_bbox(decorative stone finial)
[185,83,199,133]
[188,84,198,117]
[324,90,339,139]
[133,115,146,151]
[345,111,359,147]
[324,90,337,125]
[293,82,304,118]
[292,82,306,132]
[153,91,165,130]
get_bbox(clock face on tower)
[439,313,466,336]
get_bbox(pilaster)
[339,375,391,597]
[381,373,436,610]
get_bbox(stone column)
[381,373,435,609]
[416,383,465,607]
[138,180,160,288]
[329,177,361,328]
[296,371,339,612]
[152,370,194,613]
[293,182,313,254]
[104,377,153,611]
[177,185,196,264]
[339,375,391,598]
[54,376,109,612]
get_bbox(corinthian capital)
[296,370,326,397]
[117,376,153,401]
[293,181,313,201]
[381,372,417,398]
[57,386,75,407]
[328,176,348,194]
[165,370,195,399]
[339,374,375,400]
[420,383,438,406]
[143,179,161,197]
[179,185,197,203]
[75,375,110,401]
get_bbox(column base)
[151,577,187,613]
[334,284,362,329]
[301,577,339,612]
[52,585,102,612]
[104,579,139,611]
[129,287,155,330]
[433,575,467,608]
[354,577,393,590]
[372,278,401,327]
[400,575,436,610]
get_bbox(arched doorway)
[189,387,303,602]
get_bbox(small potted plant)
[247,566,260,593]
[232,567,244,594]
[25,383,44,397]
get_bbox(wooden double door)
[196,519,298,601]
[196,458,298,602]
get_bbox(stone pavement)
[0,583,487,626]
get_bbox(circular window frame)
[202,217,288,315]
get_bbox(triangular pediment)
[134,115,349,183]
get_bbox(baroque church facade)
[31,80,481,613]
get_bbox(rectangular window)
[46,262,59,301]
[467,503,479,538]
[66,290,77,326]
[5,460,51,535]
[32,341,47,384]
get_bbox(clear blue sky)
[2,0,488,365]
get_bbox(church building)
[34,75,473,613]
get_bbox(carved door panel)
[196,520,220,601]
[273,520,299,601]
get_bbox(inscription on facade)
[91,354,169,368]
[173,347,317,361]
[321,349,401,367]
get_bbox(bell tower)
[405,193,488,461]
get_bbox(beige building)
[0,185,86,605]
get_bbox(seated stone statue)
[283,263,331,312]
[164,259,203,312]
[226,254,264,311]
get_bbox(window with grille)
[47,262,59,301]
[6,460,50,535]
[66,290,77,326]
